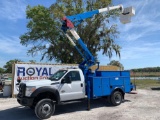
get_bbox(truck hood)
[22,79,53,87]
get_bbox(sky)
[0,0,160,70]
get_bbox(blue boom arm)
[61,5,124,74]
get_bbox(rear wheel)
[35,99,55,119]
[110,91,122,106]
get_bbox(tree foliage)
[0,68,4,74]
[131,67,160,72]
[20,0,121,64]
[29,60,36,63]
[3,59,23,73]
[108,60,123,68]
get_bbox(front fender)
[31,86,60,103]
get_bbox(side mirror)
[61,76,72,84]
[16,78,21,85]
[66,76,71,84]
[61,78,66,84]
[17,79,21,83]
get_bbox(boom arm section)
[61,5,123,31]
[61,4,135,74]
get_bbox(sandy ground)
[0,89,160,120]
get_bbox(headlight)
[25,86,36,97]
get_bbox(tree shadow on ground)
[123,99,131,102]
[0,106,38,120]
[54,99,109,115]
[54,98,131,115]
[151,87,160,90]
[0,98,131,119]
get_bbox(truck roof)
[60,67,80,71]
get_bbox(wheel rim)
[114,94,121,104]
[41,103,51,115]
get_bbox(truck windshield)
[49,70,67,81]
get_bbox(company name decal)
[13,64,76,94]
[17,67,53,80]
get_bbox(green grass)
[130,72,160,77]
[131,79,160,89]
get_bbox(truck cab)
[51,68,86,101]
[17,68,86,106]
[17,67,88,119]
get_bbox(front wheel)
[110,91,123,106]
[35,99,55,119]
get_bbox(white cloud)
[84,0,160,67]
[0,34,46,67]
[0,34,26,54]
[120,40,160,60]
[117,0,160,41]
[108,0,160,63]
[0,0,26,21]
[0,34,53,65]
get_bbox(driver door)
[59,71,85,101]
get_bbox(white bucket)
[4,80,12,85]
[3,85,12,97]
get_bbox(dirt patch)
[0,89,160,120]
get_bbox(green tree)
[20,0,121,64]
[3,59,23,73]
[108,60,124,69]
[29,60,36,63]
[0,67,4,74]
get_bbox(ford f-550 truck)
[17,4,135,119]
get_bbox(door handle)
[81,83,83,87]
[61,90,65,93]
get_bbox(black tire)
[110,91,122,106]
[17,99,22,106]
[35,99,55,119]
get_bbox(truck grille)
[18,83,26,97]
